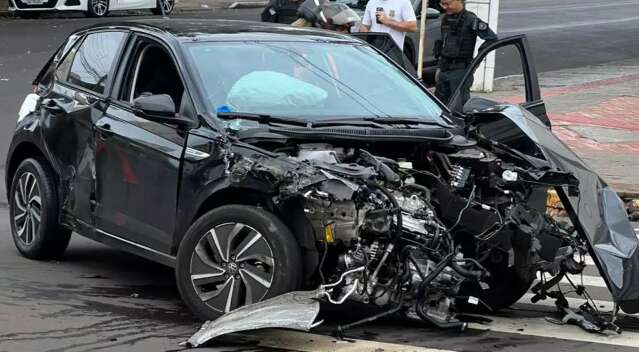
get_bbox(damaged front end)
[471,105,639,314]
[185,106,632,344]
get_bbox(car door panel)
[94,104,185,253]
[112,0,154,10]
[40,79,101,226]
[447,35,551,127]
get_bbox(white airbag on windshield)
[226,71,328,112]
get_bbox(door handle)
[96,122,113,139]
[74,91,97,106]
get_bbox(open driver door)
[446,35,551,127]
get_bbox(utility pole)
[466,0,500,92]
[417,0,428,80]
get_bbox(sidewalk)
[486,59,639,197]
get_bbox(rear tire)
[151,0,174,15]
[176,205,302,321]
[85,0,109,17]
[9,158,72,260]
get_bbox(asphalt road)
[1,1,639,351]
[497,0,639,75]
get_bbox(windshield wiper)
[307,117,389,128]
[217,112,308,126]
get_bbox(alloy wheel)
[160,0,173,13]
[189,222,275,313]
[13,172,42,246]
[92,0,108,16]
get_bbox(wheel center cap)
[227,262,239,275]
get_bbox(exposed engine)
[278,142,578,329]
[218,132,591,333]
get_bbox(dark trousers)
[434,68,473,105]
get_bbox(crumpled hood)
[474,104,639,314]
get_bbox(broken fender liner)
[186,290,324,348]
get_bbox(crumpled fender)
[473,104,639,314]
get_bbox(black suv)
[7,19,639,324]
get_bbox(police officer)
[434,0,497,104]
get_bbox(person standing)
[434,0,497,104]
[359,0,417,50]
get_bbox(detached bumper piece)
[186,290,324,348]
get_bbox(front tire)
[151,0,174,15]
[85,0,109,17]
[9,158,72,260]
[176,205,302,321]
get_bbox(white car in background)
[8,0,174,18]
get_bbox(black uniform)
[434,9,497,105]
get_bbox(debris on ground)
[627,198,639,221]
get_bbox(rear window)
[66,31,127,94]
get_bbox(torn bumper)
[478,105,639,314]
[187,290,323,348]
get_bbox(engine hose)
[417,252,456,298]
[400,247,427,281]
[450,260,484,280]
[453,257,489,275]
[374,185,403,240]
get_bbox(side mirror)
[132,94,197,130]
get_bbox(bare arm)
[382,18,417,32]
[360,24,371,32]
[378,12,417,32]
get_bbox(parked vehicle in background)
[263,0,442,83]
[8,0,174,18]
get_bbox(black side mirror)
[132,94,197,130]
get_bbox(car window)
[126,45,185,110]
[67,31,127,95]
[188,41,443,122]
[55,40,81,82]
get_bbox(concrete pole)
[465,0,499,92]
[417,0,428,80]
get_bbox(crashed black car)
[6,20,639,341]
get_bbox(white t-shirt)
[361,0,416,49]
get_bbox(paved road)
[497,0,639,76]
[1,2,639,351]
[1,205,638,351]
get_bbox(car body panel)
[5,19,639,316]
[8,0,155,12]
[94,104,185,253]
[40,83,98,226]
[446,34,639,314]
